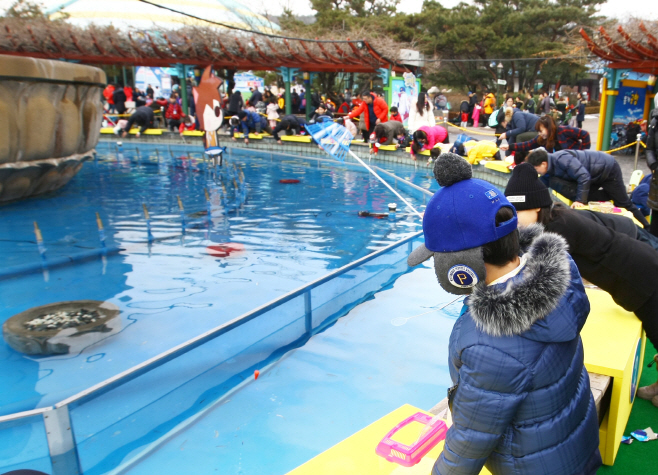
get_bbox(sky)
[255,0,657,20]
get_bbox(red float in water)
[206,243,245,257]
[279,179,300,184]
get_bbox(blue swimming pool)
[0,142,454,474]
[0,144,430,414]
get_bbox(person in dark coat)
[468,90,478,122]
[248,88,263,108]
[576,92,587,128]
[311,91,321,109]
[229,110,273,144]
[309,103,334,123]
[133,88,146,107]
[227,91,244,117]
[524,91,536,114]
[112,85,127,115]
[120,106,154,137]
[527,148,650,227]
[631,174,652,218]
[505,162,658,407]
[576,202,658,251]
[272,114,306,143]
[645,107,658,237]
[291,91,301,113]
[498,107,539,144]
[408,153,601,475]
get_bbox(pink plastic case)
[375,412,448,467]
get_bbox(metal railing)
[0,228,423,475]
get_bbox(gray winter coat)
[376,120,407,145]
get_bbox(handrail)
[228,147,434,200]
[372,166,435,197]
[0,406,52,424]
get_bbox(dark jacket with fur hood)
[433,228,600,475]
[545,205,658,311]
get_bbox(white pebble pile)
[24,309,103,331]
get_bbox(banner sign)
[610,82,647,148]
[135,67,172,99]
[234,73,265,93]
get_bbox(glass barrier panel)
[71,294,307,475]
[310,238,416,330]
[0,414,52,474]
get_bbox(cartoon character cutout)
[193,66,225,162]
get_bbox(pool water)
[123,261,460,475]
[0,144,429,416]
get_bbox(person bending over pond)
[370,121,407,153]
[410,125,449,159]
[500,115,590,154]
[505,162,658,407]
[272,115,306,144]
[525,147,650,228]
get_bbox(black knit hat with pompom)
[433,152,473,187]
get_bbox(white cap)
[388,203,397,211]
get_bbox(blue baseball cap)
[408,153,517,266]
[426,179,517,252]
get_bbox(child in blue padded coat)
[407,153,601,475]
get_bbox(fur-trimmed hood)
[467,226,574,338]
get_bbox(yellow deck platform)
[581,288,645,465]
[482,161,511,174]
[287,404,492,475]
[233,132,269,139]
[100,127,165,135]
[377,144,398,152]
[181,130,204,137]
[281,135,312,143]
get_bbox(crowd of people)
[452,88,588,129]
[104,80,197,137]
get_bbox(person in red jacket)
[103,84,115,112]
[348,90,388,141]
[179,115,196,135]
[389,106,402,123]
[165,95,183,131]
[337,95,350,114]
[124,85,133,102]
